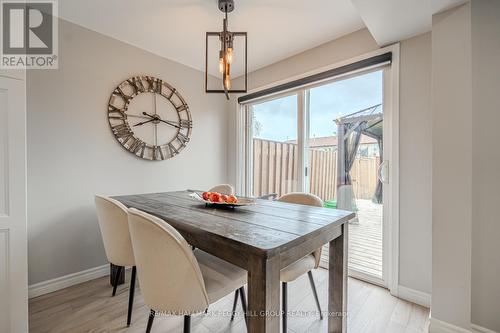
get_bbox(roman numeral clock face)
[107,76,192,160]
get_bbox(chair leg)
[183,315,191,333]
[127,266,137,326]
[238,287,248,325]
[230,290,239,321]
[307,271,323,320]
[145,310,155,333]
[112,265,123,296]
[282,282,287,333]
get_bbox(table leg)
[328,223,348,333]
[109,263,125,287]
[246,255,280,333]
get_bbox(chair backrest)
[278,192,324,208]
[127,208,209,314]
[278,192,324,268]
[95,195,135,267]
[208,184,234,195]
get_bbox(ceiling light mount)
[218,0,234,13]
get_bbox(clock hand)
[133,119,155,127]
[158,119,181,129]
[142,112,156,119]
[141,112,183,129]
[142,112,182,129]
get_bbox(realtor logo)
[1,0,58,69]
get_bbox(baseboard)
[471,324,499,333]
[348,269,385,288]
[430,318,472,333]
[28,264,109,299]
[397,285,431,308]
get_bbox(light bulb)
[218,57,224,73]
[218,50,224,73]
[224,74,231,89]
[226,47,233,64]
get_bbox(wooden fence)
[252,138,379,201]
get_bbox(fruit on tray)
[209,192,220,203]
[227,195,238,204]
[201,191,238,204]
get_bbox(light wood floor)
[29,269,429,333]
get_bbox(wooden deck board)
[348,199,383,279]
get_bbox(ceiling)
[350,0,467,46]
[58,0,365,77]
[59,0,467,78]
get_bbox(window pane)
[251,95,298,198]
[307,70,383,203]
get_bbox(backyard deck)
[348,199,383,279]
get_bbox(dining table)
[112,190,354,333]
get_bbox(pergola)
[335,104,383,209]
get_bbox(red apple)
[220,194,228,203]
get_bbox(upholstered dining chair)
[208,184,234,195]
[231,192,324,332]
[278,192,324,332]
[94,195,137,326]
[278,192,323,332]
[127,208,248,333]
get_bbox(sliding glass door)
[306,70,385,284]
[243,67,391,287]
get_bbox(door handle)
[377,160,389,184]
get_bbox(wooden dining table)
[112,191,354,333]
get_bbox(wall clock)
[107,76,192,161]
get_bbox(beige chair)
[95,195,137,326]
[208,184,234,195]
[265,192,325,332]
[127,208,248,333]
[231,192,324,331]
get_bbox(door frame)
[234,44,400,296]
[382,44,400,296]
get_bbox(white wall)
[399,33,432,295]
[431,3,472,331]
[227,28,433,298]
[471,0,500,331]
[27,19,228,285]
[431,3,500,332]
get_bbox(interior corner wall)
[27,19,228,285]
[471,0,500,331]
[227,28,433,298]
[431,2,472,330]
[399,32,432,296]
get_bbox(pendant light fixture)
[205,0,247,99]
